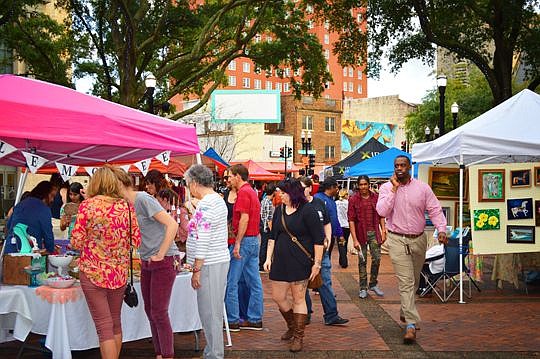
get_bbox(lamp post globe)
[451,102,459,130]
[437,74,447,136]
[145,73,156,114]
[424,126,431,142]
[434,125,440,139]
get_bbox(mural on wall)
[341,120,396,153]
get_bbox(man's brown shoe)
[403,326,416,344]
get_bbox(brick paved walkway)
[2,251,539,358]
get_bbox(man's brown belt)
[388,230,423,239]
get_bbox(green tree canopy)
[366,0,540,105]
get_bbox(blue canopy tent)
[343,147,419,178]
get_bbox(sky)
[367,58,436,104]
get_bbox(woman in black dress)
[263,178,324,352]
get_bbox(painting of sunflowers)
[474,209,501,230]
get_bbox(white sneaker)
[358,289,368,298]
[369,286,384,297]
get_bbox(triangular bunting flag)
[21,151,48,174]
[156,151,171,166]
[85,167,100,177]
[55,162,79,182]
[134,158,152,177]
[119,164,131,173]
[0,140,17,159]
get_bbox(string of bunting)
[0,139,172,181]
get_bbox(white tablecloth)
[17,272,201,359]
[0,287,33,343]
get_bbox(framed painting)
[536,200,540,227]
[535,167,540,186]
[507,225,535,244]
[478,169,505,202]
[429,168,460,199]
[510,169,531,188]
[473,209,500,230]
[506,198,533,220]
[454,202,471,228]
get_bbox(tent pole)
[411,161,415,179]
[196,153,202,165]
[346,178,351,192]
[459,155,465,304]
[14,168,29,205]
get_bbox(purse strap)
[280,205,314,262]
[127,201,134,286]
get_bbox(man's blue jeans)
[306,251,338,323]
[225,236,264,323]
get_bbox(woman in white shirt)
[184,164,230,359]
[336,189,350,268]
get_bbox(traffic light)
[279,147,284,158]
[287,147,293,158]
[308,154,315,168]
[401,141,407,151]
[308,168,314,176]
[299,168,306,176]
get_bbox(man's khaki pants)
[387,231,428,325]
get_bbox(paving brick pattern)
[1,250,539,358]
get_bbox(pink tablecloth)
[35,284,82,304]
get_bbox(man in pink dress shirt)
[376,155,447,344]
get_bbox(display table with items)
[491,252,540,289]
[0,287,33,344]
[8,272,201,359]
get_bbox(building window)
[348,82,353,92]
[358,70,363,79]
[242,77,250,88]
[324,34,330,44]
[228,60,236,70]
[348,68,353,77]
[324,20,330,29]
[266,36,273,43]
[343,67,347,77]
[254,79,262,89]
[266,81,272,90]
[294,68,301,76]
[243,62,250,73]
[275,82,282,92]
[254,66,261,74]
[343,82,348,92]
[0,42,13,74]
[255,34,261,43]
[324,81,330,89]
[283,82,290,92]
[284,68,291,77]
[357,84,363,94]
[228,75,236,86]
[302,115,313,131]
[306,4,313,13]
[326,64,330,72]
[357,13,363,23]
[307,20,314,29]
[325,117,335,132]
[324,49,330,59]
[325,145,335,159]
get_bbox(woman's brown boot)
[289,313,307,352]
[279,309,295,340]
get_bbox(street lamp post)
[301,130,312,176]
[451,102,459,130]
[145,73,157,114]
[437,74,447,136]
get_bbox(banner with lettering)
[85,167,99,177]
[21,151,48,174]
[0,140,17,159]
[134,158,152,177]
[155,150,171,166]
[55,162,79,182]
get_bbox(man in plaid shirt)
[259,184,276,271]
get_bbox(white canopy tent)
[412,89,540,303]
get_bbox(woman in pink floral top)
[71,165,141,359]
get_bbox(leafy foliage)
[366,0,540,104]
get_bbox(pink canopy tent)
[0,75,199,167]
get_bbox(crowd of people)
[2,154,448,357]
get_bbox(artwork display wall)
[341,120,396,154]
